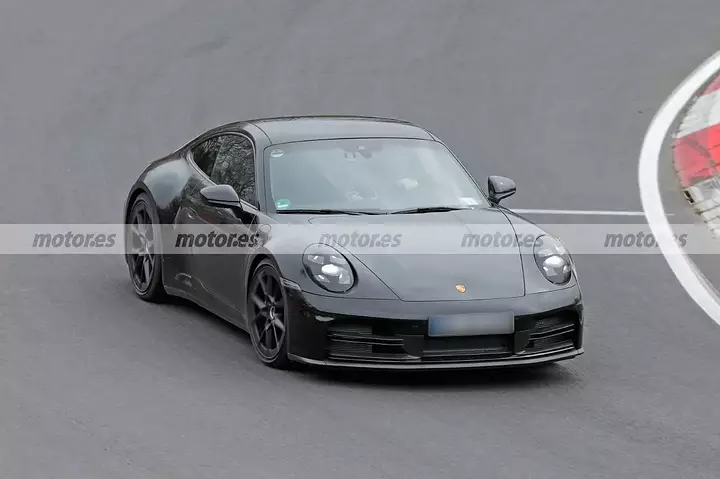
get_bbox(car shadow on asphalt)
[300,363,580,391]
[159,293,253,343]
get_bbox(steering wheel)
[345,184,380,202]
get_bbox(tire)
[247,260,291,369]
[125,193,166,302]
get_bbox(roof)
[245,115,435,144]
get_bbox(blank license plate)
[428,312,515,337]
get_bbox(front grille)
[325,310,579,364]
[522,311,578,354]
[326,319,513,363]
[327,322,419,362]
[423,336,513,362]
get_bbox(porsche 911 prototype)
[124,116,584,370]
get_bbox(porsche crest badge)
[455,284,466,293]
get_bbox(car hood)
[307,208,526,301]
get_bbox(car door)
[190,133,259,321]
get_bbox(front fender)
[259,237,400,300]
[501,209,579,294]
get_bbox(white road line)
[514,209,652,216]
[639,50,720,327]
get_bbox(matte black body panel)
[284,284,583,366]
[306,209,527,301]
[251,116,434,144]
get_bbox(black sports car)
[124,115,584,370]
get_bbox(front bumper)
[284,285,584,370]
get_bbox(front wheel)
[248,260,291,369]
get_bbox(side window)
[211,135,256,205]
[189,136,222,177]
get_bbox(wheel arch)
[124,184,150,222]
[246,254,280,290]
[245,253,300,306]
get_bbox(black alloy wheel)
[248,261,290,369]
[126,194,165,301]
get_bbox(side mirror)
[200,185,243,211]
[488,176,516,204]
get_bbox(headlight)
[533,235,572,285]
[302,244,356,293]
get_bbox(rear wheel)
[248,261,291,369]
[126,194,166,302]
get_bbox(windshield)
[265,138,488,213]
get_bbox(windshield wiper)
[277,208,381,216]
[389,206,474,215]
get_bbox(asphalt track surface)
[2,1,720,478]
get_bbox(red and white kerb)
[674,75,720,188]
